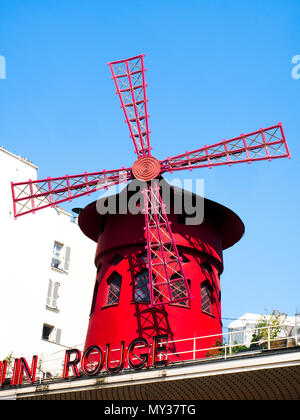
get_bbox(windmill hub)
[132,155,161,181]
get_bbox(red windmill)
[11,55,291,366]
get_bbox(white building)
[228,312,300,347]
[0,147,96,375]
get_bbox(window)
[201,280,213,315]
[51,241,71,272]
[42,324,62,344]
[170,274,189,300]
[46,280,60,310]
[42,324,53,341]
[106,272,122,306]
[51,242,63,269]
[170,277,191,308]
[134,269,150,303]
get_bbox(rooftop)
[0,146,38,169]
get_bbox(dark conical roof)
[78,178,244,250]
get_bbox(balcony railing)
[35,324,299,380]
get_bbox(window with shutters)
[46,280,60,311]
[51,242,63,270]
[105,272,122,307]
[51,241,71,273]
[134,269,150,303]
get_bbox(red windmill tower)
[11,55,291,368]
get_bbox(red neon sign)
[63,334,169,379]
[0,335,168,387]
[0,356,38,387]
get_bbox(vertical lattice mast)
[142,182,191,306]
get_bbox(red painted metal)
[11,54,291,313]
[12,167,133,217]
[11,124,290,218]
[79,185,245,362]
[132,155,161,181]
[108,55,151,156]
[142,182,191,306]
[159,123,290,174]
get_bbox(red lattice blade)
[108,54,151,157]
[142,182,191,306]
[12,167,133,218]
[160,123,291,174]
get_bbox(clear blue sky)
[0,0,299,327]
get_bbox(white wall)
[228,312,299,346]
[0,148,96,374]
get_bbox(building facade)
[0,147,96,375]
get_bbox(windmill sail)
[12,167,133,217]
[160,124,290,173]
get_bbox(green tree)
[251,310,287,348]
[3,352,14,376]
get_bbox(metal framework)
[11,54,291,307]
[160,124,290,174]
[108,55,151,157]
[142,182,191,305]
[12,167,133,217]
